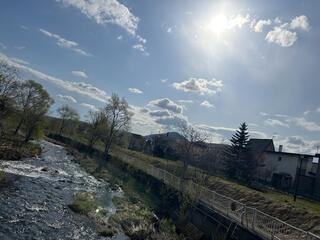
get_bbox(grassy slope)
[111,147,320,234]
[46,133,320,234]
[0,135,41,160]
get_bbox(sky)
[0,0,320,154]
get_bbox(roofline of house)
[265,150,314,158]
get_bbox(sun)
[208,14,229,35]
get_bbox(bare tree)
[0,61,19,140]
[57,105,80,135]
[178,123,207,181]
[103,93,132,159]
[86,109,108,149]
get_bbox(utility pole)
[294,155,304,202]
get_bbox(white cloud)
[253,19,272,32]
[178,100,193,104]
[167,27,172,33]
[195,124,268,143]
[155,114,188,128]
[303,110,310,116]
[57,94,77,103]
[229,14,251,29]
[56,0,139,36]
[128,88,143,94]
[259,112,269,116]
[132,44,149,56]
[274,17,282,24]
[148,98,183,114]
[137,35,147,44]
[14,46,26,50]
[0,42,7,49]
[265,25,297,47]
[274,135,320,155]
[173,78,223,95]
[72,70,88,78]
[200,100,215,108]
[10,57,29,65]
[161,79,168,83]
[264,118,289,128]
[149,109,171,117]
[80,103,99,112]
[117,35,122,40]
[21,25,29,30]
[39,28,91,56]
[292,117,320,131]
[274,113,290,118]
[290,15,310,31]
[0,52,108,103]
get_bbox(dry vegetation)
[113,146,320,235]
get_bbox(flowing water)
[0,141,125,240]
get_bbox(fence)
[118,152,320,240]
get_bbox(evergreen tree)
[224,122,251,181]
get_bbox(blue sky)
[1,0,320,154]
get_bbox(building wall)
[258,153,314,183]
[258,153,298,182]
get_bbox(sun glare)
[208,14,229,35]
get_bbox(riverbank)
[48,134,320,236]
[0,135,41,161]
[0,141,121,239]
[0,139,184,239]
[65,142,185,240]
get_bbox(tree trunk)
[59,118,65,135]
[104,138,112,160]
[88,135,94,149]
[14,118,24,135]
[24,126,34,144]
[104,127,115,160]
[0,121,3,144]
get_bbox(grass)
[111,146,320,234]
[48,133,320,234]
[66,145,184,239]
[69,192,97,215]
[0,171,6,184]
[0,135,41,160]
[265,190,320,215]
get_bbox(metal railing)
[118,153,320,240]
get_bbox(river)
[0,140,126,240]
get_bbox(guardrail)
[117,152,320,240]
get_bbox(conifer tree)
[224,122,251,181]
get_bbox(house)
[259,150,315,190]
[249,138,319,195]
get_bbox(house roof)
[248,138,275,159]
[265,150,314,158]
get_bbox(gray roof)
[249,138,275,159]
